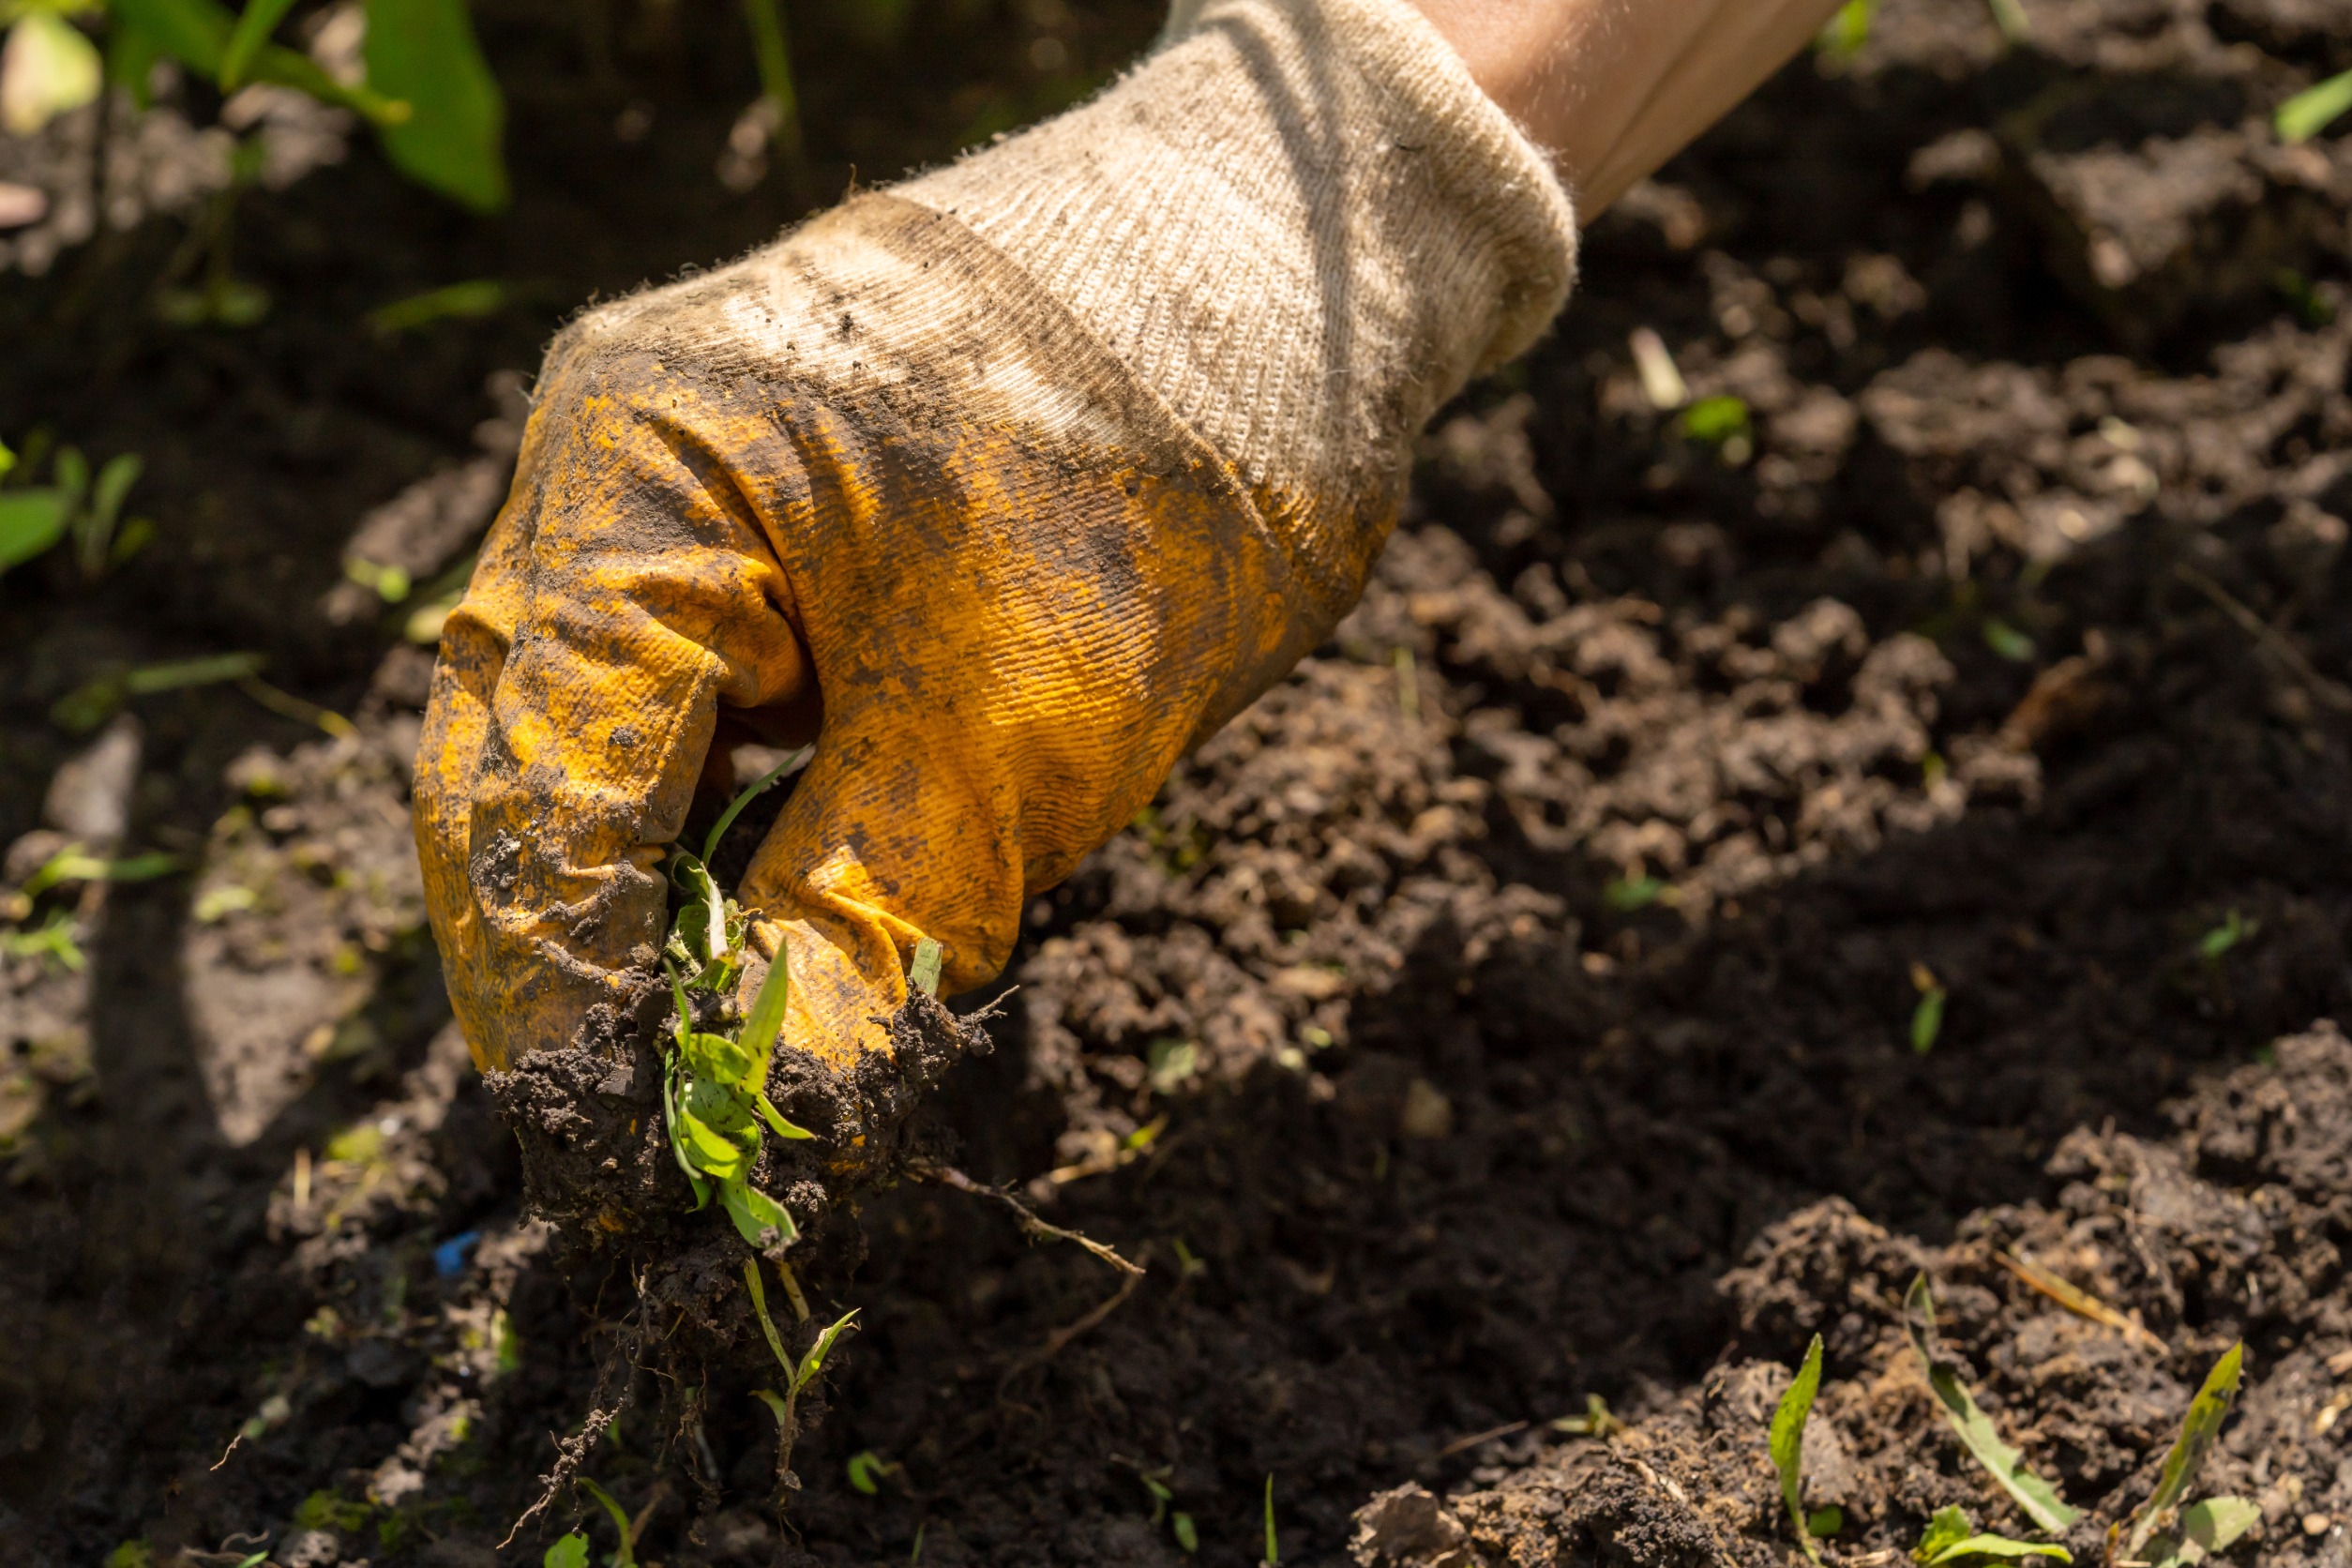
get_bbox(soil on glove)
[3,0,2350,1563]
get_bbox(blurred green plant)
[0,0,506,209]
[2277,69,2352,144]
[0,439,154,578]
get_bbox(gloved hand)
[415,0,1576,1078]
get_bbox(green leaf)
[574,1476,636,1568]
[1983,619,2037,663]
[791,1307,860,1394]
[217,0,296,88]
[685,1076,756,1138]
[364,0,507,211]
[366,278,512,335]
[753,1090,814,1139]
[701,743,810,864]
[2122,1343,2245,1561]
[108,0,408,121]
[908,936,943,998]
[1808,1506,1846,1538]
[1770,1334,1827,1564]
[743,1256,793,1371]
[1171,1513,1198,1554]
[1679,395,1751,445]
[750,1387,790,1427]
[1912,987,1947,1054]
[721,1178,798,1252]
[1264,1474,1280,1566]
[2147,1496,2261,1567]
[683,1031,756,1087]
[0,489,70,570]
[1917,1505,1974,1562]
[847,1450,891,1494]
[739,0,801,156]
[1,11,102,136]
[542,1533,589,1568]
[739,943,792,1076]
[1905,1276,2081,1533]
[2278,69,2352,144]
[1817,0,1874,59]
[0,438,14,480]
[674,1101,749,1180]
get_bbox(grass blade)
[743,1257,794,1374]
[701,744,811,864]
[574,1476,636,1568]
[721,1178,798,1252]
[740,943,792,1073]
[1263,1474,1279,1565]
[2278,69,2352,144]
[218,0,297,87]
[2120,1344,2244,1561]
[1771,1334,1827,1563]
[1905,1275,2081,1533]
[908,936,943,998]
[792,1308,861,1394]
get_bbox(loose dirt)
[2,0,2349,1563]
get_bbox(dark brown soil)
[4,0,2351,1564]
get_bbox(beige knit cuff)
[896,0,1576,510]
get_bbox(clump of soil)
[1,0,2350,1561]
[1358,1021,2352,1567]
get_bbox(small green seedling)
[1679,395,1755,463]
[574,1476,637,1568]
[2278,69,2352,144]
[1261,1474,1279,1567]
[1983,619,2037,663]
[1771,1334,1829,1564]
[908,936,943,998]
[1905,1276,2081,1534]
[659,844,814,1250]
[1911,963,1947,1055]
[1550,1393,1625,1438]
[2116,1344,2255,1567]
[1818,0,1875,60]
[847,1449,900,1493]
[1605,874,1669,912]
[0,444,150,579]
[543,1532,589,1568]
[1910,1504,2071,1564]
[2196,911,2256,962]
[1986,0,2029,41]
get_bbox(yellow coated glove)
[415,0,1576,1081]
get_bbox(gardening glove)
[415,0,1577,1079]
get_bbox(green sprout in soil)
[1817,0,1875,63]
[1605,873,1671,912]
[2277,70,2352,144]
[1912,1504,2071,1565]
[541,1475,635,1568]
[659,849,811,1252]
[847,1449,900,1493]
[1770,1334,1830,1563]
[1911,963,1947,1055]
[1550,1393,1625,1438]
[749,1302,862,1493]
[1983,619,2038,663]
[2114,1343,2257,1568]
[1678,395,1754,464]
[1905,1275,2081,1534]
[2196,911,2256,962]
[0,442,151,580]
[1132,1468,1199,1554]
[1986,0,2030,42]
[1261,1474,1280,1567]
